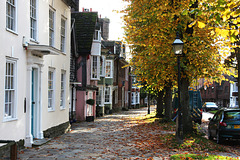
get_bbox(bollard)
[10,142,17,160]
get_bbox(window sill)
[48,108,55,112]
[6,28,18,36]
[3,117,18,122]
[91,78,100,81]
[60,107,66,110]
[93,39,101,42]
[61,51,66,55]
[30,38,39,44]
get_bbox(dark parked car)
[202,102,218,112]
[208,108,240,144]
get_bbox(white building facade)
[0,0,76,147]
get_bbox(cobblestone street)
[18,106,171,159]
[16,106,240,160]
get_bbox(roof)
[72,12,98,56]
[62,0,78,10]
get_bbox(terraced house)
[0,0,78,147]
[70,10,101,122]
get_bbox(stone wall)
[43,121,71,138]
[0,139,24,159]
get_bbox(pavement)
[18,106,169,160]
[16,107,240,160]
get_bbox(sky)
[79,0,128,40]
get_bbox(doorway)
[31,68,39,138]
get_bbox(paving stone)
[17,106,240,159]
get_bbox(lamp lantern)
[172,33,184,55]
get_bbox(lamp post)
[172,32,184,143]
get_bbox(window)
[131,92,136,105]
[6,0,16,31]
[4,59,17,120]
[96,87,103,106]
[91,56,100,79]
[136,91,140,104]
[60,71,66,109]
[48,68,55,110]
[49,8,55,46]
[105,60,112,78]
[60,18,66,52]
[105,87,111,103]
[100,56,105,77]
[94,30,99,41]
[30,0,37,40]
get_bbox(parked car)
[208,108,240,144]
[202,102,218,112]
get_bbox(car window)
[216,111,222,121]
[212,111,222,121]
[224,111,240,120]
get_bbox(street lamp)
[172,32,184,143]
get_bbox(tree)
[122,0,239,135]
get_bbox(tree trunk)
[164,84,172,121]
[156,90,164,118]
[181,77,193,134]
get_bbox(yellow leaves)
[188,21,196,28]
[215,28,228,38]
[188,21,206,29]
[197,21,205,28]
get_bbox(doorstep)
[33,138,51,147]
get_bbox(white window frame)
[91,56,100,80]
[60,17,66,53]
[93,30,100,41]
[49,7,55,47]
[96,86,104,106]
[30,0,37,40]
[131,92,136,105]
[4,58,17,121]
[100,56,105,77]
[105,60,113,78]
[104,86,111,104]
[136,91,140,104]
[6,0,17,32]
[60,70,66,110]
[48,68,55,111]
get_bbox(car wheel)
[216,131,222,144]
[208,130,213,140]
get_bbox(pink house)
[70,11,101,121]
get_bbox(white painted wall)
[0,0,71,145]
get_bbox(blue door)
[31,69,34,138]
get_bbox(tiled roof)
[72,12,98,56]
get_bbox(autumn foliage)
[121,0,240,89]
